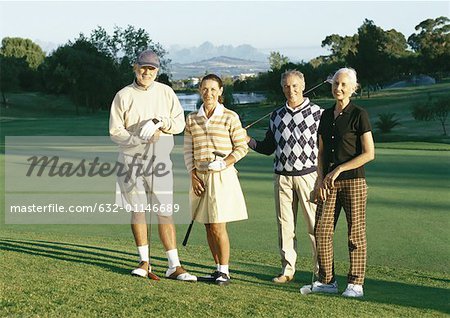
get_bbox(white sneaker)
[342,284,364,298]
[311,280,338,294]
[215,272,231,286]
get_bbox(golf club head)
[148,272,161,281]
[300,284,313,295]
[325,75,334,84]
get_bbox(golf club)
[299,272,316,295]
[147,143,160,280]
[300,284,313,295]
[182,151,226,246]
[244,76,333,130]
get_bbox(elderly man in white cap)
[109,49,197,281]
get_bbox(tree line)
[0,25,171,114]
[234,17,449,100]
[1,17,449,114]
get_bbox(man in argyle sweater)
[246,70,323,284]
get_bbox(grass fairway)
[1,231,448,317]
[1,87,450,317]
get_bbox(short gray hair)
[280,70,305,86]
[332,67,359,90]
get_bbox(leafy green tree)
[256,68,285,103]
[41,24,172,114]
[223,85,236,109]
[407,16,450,74]
[412,97,450,135]
[41,38,117,114]
[349,19,409,97]
[88,25,170,72]
[157,73,172,87]
[0,37,45,69]
[269,51,289,71]
[89,26,120,59]
[219,76,236,108]
[384,29,409,58]
[0,56,27,105]
[116,56,134,87]
[321,34,358,63]
[352,19,388,96]
[233,60,335,103]
[316,20,413,97]
[0,37,45,99]
[382,29,413,82]
[375,112,401,133]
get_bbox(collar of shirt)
[285,97,310,112]
[197,103,225,119]
[132,80,155,91]
[334,100,355,116]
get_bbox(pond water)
[177,92,266,111]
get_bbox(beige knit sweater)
[109,81,185,154]
[184,103,248,172]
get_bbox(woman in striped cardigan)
[184,74,248,285]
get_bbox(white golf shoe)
[131,261,149,277]
[342,284,364,298]
[165,266,197,282]
[311,280,338,294]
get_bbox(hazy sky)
[0,1,448,61]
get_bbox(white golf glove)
[140,120,162,140]
[208,158,226,171]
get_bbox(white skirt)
[190,166,247,224]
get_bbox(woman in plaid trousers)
[308,67,375,298]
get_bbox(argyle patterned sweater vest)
[269,101,323,175]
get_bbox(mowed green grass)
[1,87,450,317]
[1,232,449,317]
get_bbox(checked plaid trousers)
[315,178,368,285]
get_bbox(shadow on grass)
[363,277,449,315]
[232,263,450,314]
[0,238,170,276]
[2,238,449,314]
[0,238,214,277]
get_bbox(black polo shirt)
[318,101,372,180]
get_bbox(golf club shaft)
[304,80,328,95]
[244,80,328,130]
[148,143,161,280]
[142,138,151,160]
[148,144,154,265]
[244,112,271,130]
[183,152,226,246]
[182,220,194,246]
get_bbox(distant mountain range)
[35,39,271,79]
[168,41,268,64]
[170,56,270,80]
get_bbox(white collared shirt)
[198,103,225,126]
[285,97,310,112]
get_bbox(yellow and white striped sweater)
[184,104,248,172]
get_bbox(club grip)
[182,221,194,246]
